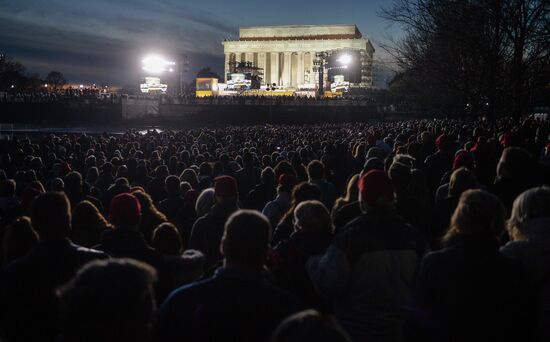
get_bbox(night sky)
[0,0,399,86]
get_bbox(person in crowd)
[95,162,115,194]
[133,190,168,244]
[174,189,199,245]
[263,174,297,227]
[103,177,131,212]
[435,151,475,204]
[195,187,215,218]
[270,200,333,309]
[70,200,111,248]
[331,174,359,219]
[189,176,239,270]
[147,165,169,204]
[433,167,479,246]
[307,160,336,210]
[414,189,526,342]
[308,170,418,341]
[155,210,301,342]
[180,168,200,190]
[50,177,65,192]
[332,157,385,233]
[63,171,102,211]
[1,216,38,267]
[0,192,107,342]
[152,222,205,287]
[235,152,262,203]
[0,179,22,228]
[57,259,157,342]
[493,146,546,213]
[271,309,352,342]
[424,134,454,193]
[97,193,170,298]
[245,166,277,211]
[271,182,322,246]
[501,186,550,341]
[197,162,213,190]
[157,175,186,222]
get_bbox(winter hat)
[358,170,394,208]
[109,193,141,227]
[214,176,238,197]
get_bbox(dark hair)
[57,259,157,342]
[152,222,182,256]
[279,182,322,226]
[2,216,38,266]
[71,200,111,248]
[0,179,16,197]
[31,192,71,240]
[271,310,352,342]
[165,175,181,197]
[307,160,325,180]
[222,210,271,268]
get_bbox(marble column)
[270,52,279,86]
[258,52,267,84]
[297,52,304,86]
[224,53,230,82]
[283,52,291,87]
[246,52,254,64]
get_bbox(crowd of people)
[0,116,549,341]
[162,94,378,107]
[1,90,121,104]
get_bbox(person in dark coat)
[97,193,170,300]
[501,186,550,342]
[157,175,185,222]
[424,134,454,193]
[308,170,419,341]
[270,200,332,309]
[155,210,301,342]
[57,259,158,342]
[189,176,239,270]
[235,152,261,203]
[244,167,277,211]
[492,147,546,214]
[413,189,527,342]
[0,192,107,342]
[146,165,169,204]
[307,160,336,210]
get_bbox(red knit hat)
[358,170,394,208]
[109,193,141,227]
[214,176,238,197]
[184,189,199,205]
[435,134,451,151]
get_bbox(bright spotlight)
[337,54,352,65]
[142,55,176,74]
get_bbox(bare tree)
[381,0,550,120]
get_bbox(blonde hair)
[508,187,550,241]
[448,167,478,198]
[333,174,359,211]
[443,189,505,244]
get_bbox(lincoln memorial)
[222,24,374,89]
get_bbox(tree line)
[382,0,550,119]
[0,55,67,92]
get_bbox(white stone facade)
[222,25,374,89]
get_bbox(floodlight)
[142,55,176,74]
[337,54,352,65]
